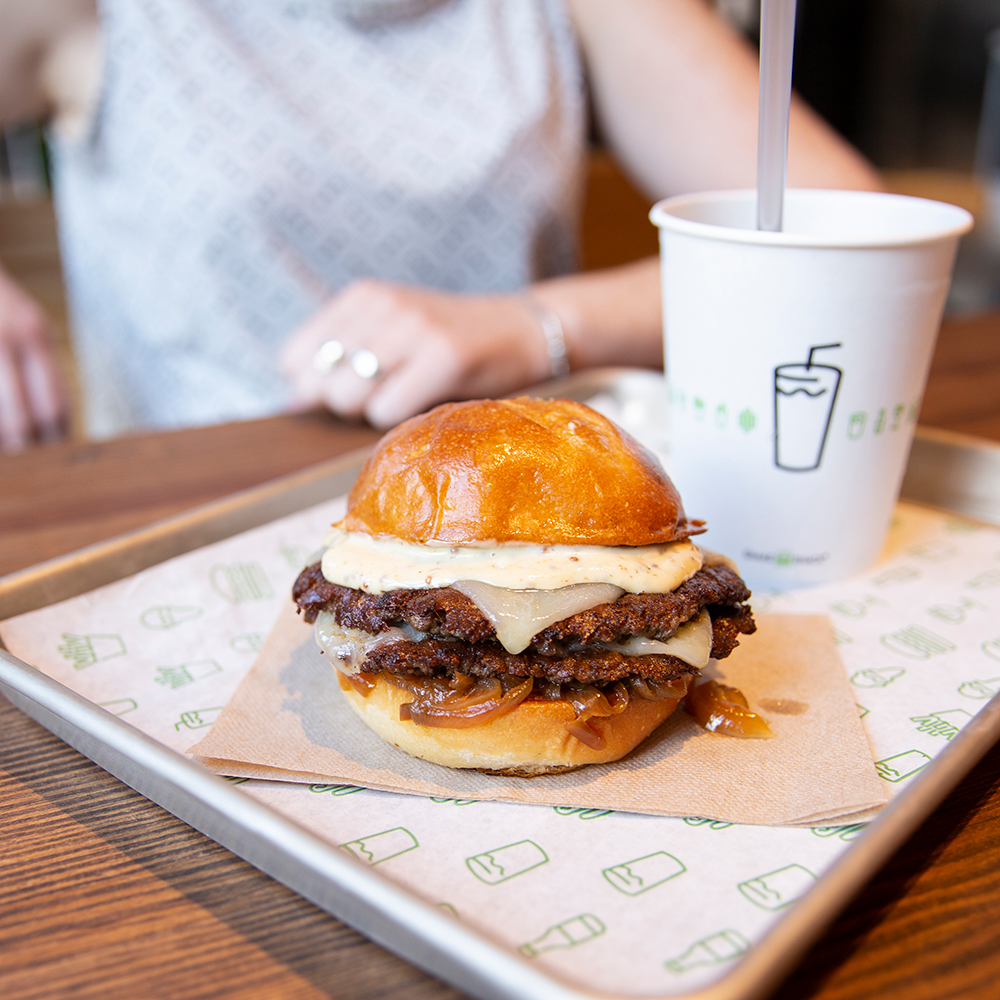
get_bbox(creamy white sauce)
[320,528,703,594]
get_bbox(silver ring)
[349,348,380,379]
[311,339,345,374]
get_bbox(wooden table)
[3,314,1000,1000]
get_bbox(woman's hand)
[279,279,556,428]
[0,265,68,451]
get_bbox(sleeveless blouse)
[51,0,586,437]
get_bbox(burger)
[292,397,756,775]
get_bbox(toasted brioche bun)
[336,672,682,775]
[337,397,703,546]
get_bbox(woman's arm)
[528,0,884,376]
[568,0,883,199]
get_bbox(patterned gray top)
[52,0,585,437]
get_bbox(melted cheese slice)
[603,610,712,668]
[314,607,713,671]
[320,528,703,594]
[453,580,625,654]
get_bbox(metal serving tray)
[3,368,1000,1000]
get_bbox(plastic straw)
[757,0,798,231]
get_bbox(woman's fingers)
[0,338,32,451]
[0,268,68,450]
[21,335,67,439]
[364,336,462,429]
[279,279,554,426]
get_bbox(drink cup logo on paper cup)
[650,189,973,589]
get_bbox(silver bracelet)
[522,294,570,379]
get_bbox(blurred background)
[4,0,1000,438]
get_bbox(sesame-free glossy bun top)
[337,397,704,546]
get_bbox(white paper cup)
[650,189,973,590]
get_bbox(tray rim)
[3,370,1000,1000]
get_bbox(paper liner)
[190,607,887,825]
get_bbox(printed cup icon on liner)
[603,852,686,895]
[341,827,418,865]
[650,189,973,590]
[466,840,548,884]
[874,749,931,782]
[738,863,816,910]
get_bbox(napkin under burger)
[293,397,755,775]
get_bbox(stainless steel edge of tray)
[3,368,1000,1000]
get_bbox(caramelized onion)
[563,681,629,720]
[380,669,694,749]
[564,719,607,750]
[629,676,691,702]
[390,673,535,729]
[336,669,379,695]
[684,680,774,738]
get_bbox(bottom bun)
[336,672,682,774]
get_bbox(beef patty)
[293,561,755,685]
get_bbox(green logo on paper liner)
[683,817,733,830]
[907,541,957,562]
[140,605,203,629]
[811,824,866,841]
[553,806,614,820]
[928,597,987,623]
[851,667,905,688]
[874,750,931,782]
[665,930,750,973]
[98,698,138,716]
[603,852,686,895]
[341,828,418,865]
[174,707,224,731]
[309,783,365,796]
[154,659,222,689]
[209,561,273,603]
[281,544,313,570]
[959,677,1000,699]
[520,915,605,958]
[909,709,972,741]
[58,633,126,669]
[738,864,816,910]
[829,593,888,619]
[872,566,920,586]
[466,841,548,884]
[880,626,956,659]
[231,633,265,653]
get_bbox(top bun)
[337,398,704,546]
